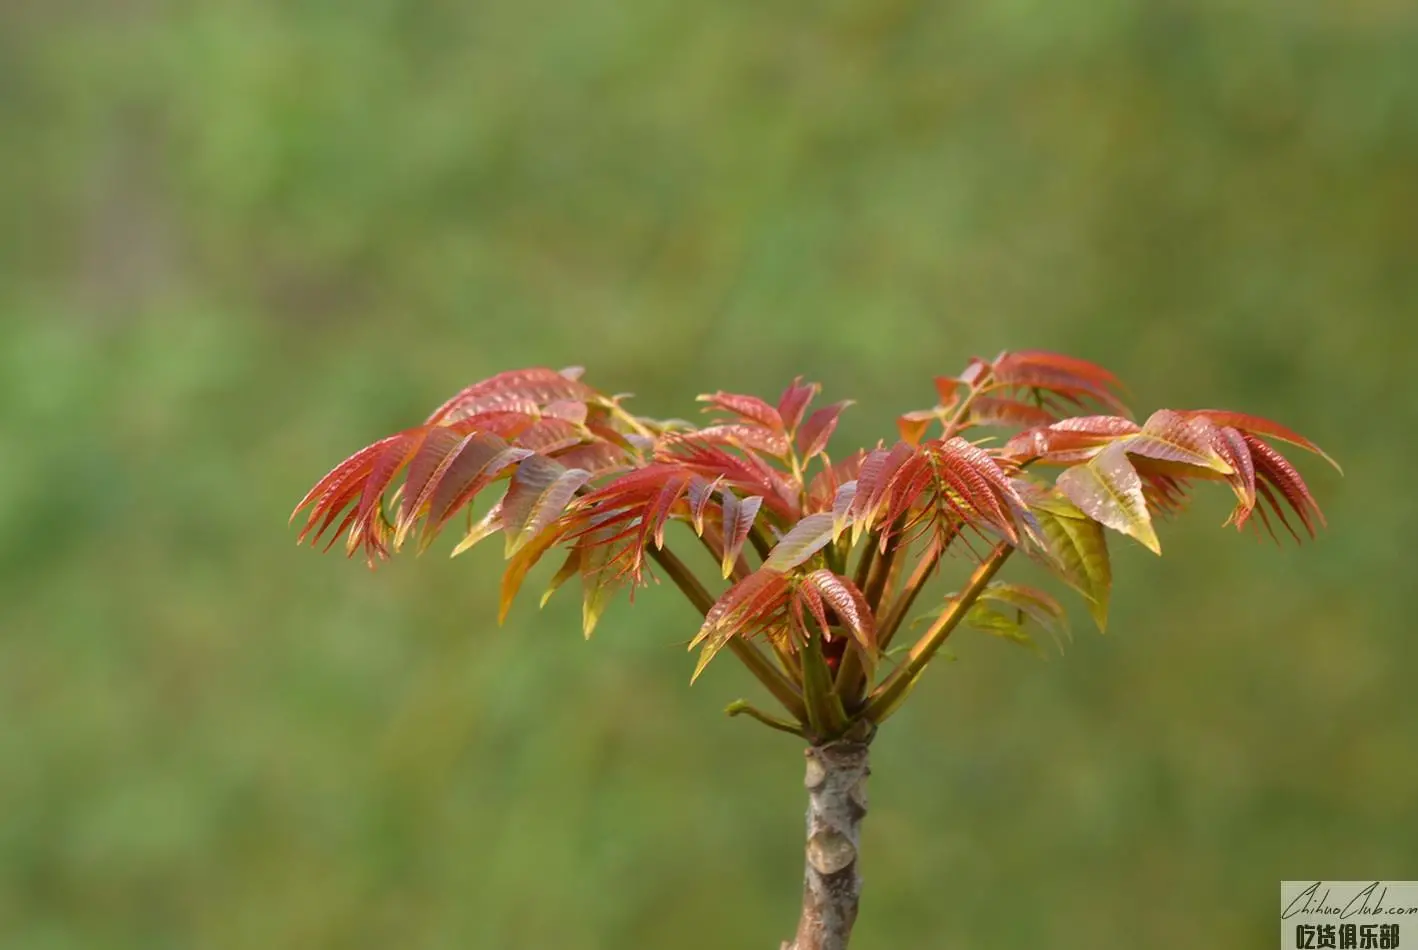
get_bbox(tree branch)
[876,525,957,653]
[862,541,1012,724]
[648,544,808,723]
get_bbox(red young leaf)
[801,569,877,656]
[1003,415,1141,465]
[806,449,866,513]
[966,396,1056,430]
[878,438,1032,548]
[792,580,832,643]
[656,437,799,520]
[349,430,426,562]
[396,427,472,544]
[515,417,587,456]
[797,401,851,460]
[1190,410,1341,472]
[293,433,404,546]
[1244,434,1325,540]
[697,391,785,433]
[292,432,401,527]
[933,373,969,405]
[1211,425,1257,528]
[991,350,1130,415]
[996,350,1123,387]
[896,410,937,447]
[640,469,694,551]
[849,442,917,541]
[541,399,589,424]
[426,367,599,425]
[562,464,696,584]
[686,475,719,535]
[694,424,792,459]
[690,569,793,681]
[777,377,821,434]
[553,440,629,475]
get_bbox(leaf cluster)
[292,353,1335,741]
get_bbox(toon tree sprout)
[292,350,1335,950]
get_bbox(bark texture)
[782,740,870,950]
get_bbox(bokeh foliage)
[2,1,1414,947]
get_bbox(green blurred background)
[3,1,1414,948]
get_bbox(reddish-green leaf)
[1124,409,1233,474]
[719,490,765,578]
[501,457,591,556]
[579,539,619,637]
[1056,443,1161,554]
[539,546,583,608]
[763,513,837,572]
[450,500,505,557]
[498,523,563,623]
[421,437,532,552]
[830,481,857,540]
[806,450,865,514]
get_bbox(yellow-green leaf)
[1056,443,1161,554]
[1032,502,1112,631]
